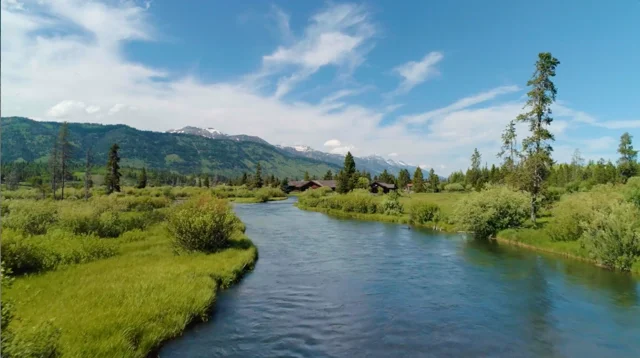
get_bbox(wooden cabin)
[287,180,337,192]
[370,181,397,193]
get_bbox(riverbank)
[4,222,257,357]
[295,190,640,275]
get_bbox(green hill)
[0,117,339,178]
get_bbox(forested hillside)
[0,117,339,178]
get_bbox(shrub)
[444,183,465,192]
[453,186,529,239]
[545,189,620,241]
[409,202,441,225]
[580,201,640,271]
[380,191,403,216]
[625,176,640,209]
[3,201,57,235]
[168,195,239,253]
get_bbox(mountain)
[276,145,417,176]
[1,117,339,178]
[168,126,418,175]
[167,126,269,145]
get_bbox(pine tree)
[48,138,59,199]
[58,122,73,200]
[105,143,122,194]
[397,169,411,190]
[468,148,482,189]
[617,132,638,182]
[203,175,210,188]
[516,52,560,223]
[413,167,425,193]
[240,172,248,186]
[254,163,263,188]
[84,149,92,200]
[498,120,518,172]
[137,167,148,189]
[280,177,289,193]
[323,170,333,180]
[428,168,440,192]
[304,171,310,181]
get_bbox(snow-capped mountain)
[167,126,269,145]
[167,126,418,175]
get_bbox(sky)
[2,0,639,174]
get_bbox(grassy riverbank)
[1,188,258,357]
[295,181,640,273]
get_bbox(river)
[161,198,640,357]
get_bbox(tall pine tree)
[105,143,122,194]
[397,169,411,190]
[137,167,148,189]
[58,122,72,199]
[412,167,424,193]
[337,152,357,193]
[516,52,560,223]
[254,163,263,188]
[617,132,638,182]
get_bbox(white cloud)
[392,51,444,94]
[388,152,398,157]
[259,3,375,98]
[400,85,520,124]
[324,139,342,147]
[330,145,355,155]
[47,100,87,118]
[85,105,101,114]
[108,103,126,115]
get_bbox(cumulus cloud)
[324,139,342,147]
[85,105,101,114]
[330,145,355,155]
[108,103,126,115]
[392,52,443,94]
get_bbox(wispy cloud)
[392,51,444,94]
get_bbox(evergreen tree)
[468,148,482,189]
[137,167,148,189]
[413,167,425,193]
[617,132,638,182]
[280,177,289,193]
[337,152,357,193]
[397,169,411,190]
[428,168,440,192]
[105,143,122,194]
[84,149,92,200]
[336,170,349,193]
[516,52,560,223]
[48,137,59,199]
[240,172,248,186]
[58,122,73,199]
[29,176,47,199]
[254,163,263,188]
[304,171,310,181]
[203,175,210,188]
[323,170,333,180]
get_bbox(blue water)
[161,199,640,357]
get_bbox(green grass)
[5,224,257,358]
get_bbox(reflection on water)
[161,199,640,358]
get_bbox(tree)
[280,177,289,193]
[413,167,425,193]
[468,148,482,189]
[58,122,72,200]
[254,163,263,188]
[84,149,93,200]
[303,171,310,181]
[323,170,333,180]
[397,169,411,190]
[428,168,440,192]
[29,176,47,199]
[105,143,122,194]
[498,120,518,171]
[137,167,148,189]
[618,132,638,182]
[203,175,210,188]
[5,168,19,191]
[336,152,357,193]
[378,169,395,184]
[356,176,370,189]
[48,138,59,199]
[516,52,560,223]
[240,172,248,186]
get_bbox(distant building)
[288,180,336,192]
[370,181,397,194]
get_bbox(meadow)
[0,186,263,357]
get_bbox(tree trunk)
[530,194,537,224]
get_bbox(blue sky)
[2,0,639,173]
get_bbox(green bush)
[580,201,640,271]
[625,176,640,208]
[168,195,239,253]
[444,183,465,192]
[380,191,403,216]
[453,186,529,239]
[1,229,118,275]
[3,201,57,235]
[409,202,441,224]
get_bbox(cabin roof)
[311,180,336,188]
[372,181,396,189]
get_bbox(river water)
[161,199,640,357]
